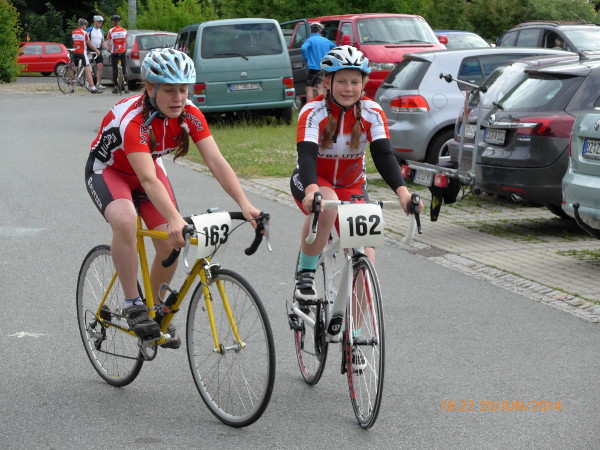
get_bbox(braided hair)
[141,86,190,160]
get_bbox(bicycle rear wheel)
[187,269,275,427]
[292,258,329,385]
[116,64,125,95]
[76,245,143,387]
[57,64,75,93]
[345,255,385,429]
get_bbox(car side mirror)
[437,35,448,45]
[341,34,353,46]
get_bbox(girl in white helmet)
[290,45,422,301]
[85,48,262,342]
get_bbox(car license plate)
[413,169,433,186]
[583,139,600,160]
[462,123,476,139]
[229,82,260,91]
[484,128,506,145]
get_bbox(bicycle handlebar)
[305,193,422,245]
[161,211,271,267]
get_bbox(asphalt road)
[1,78,600,448]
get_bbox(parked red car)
[18,42,70,76]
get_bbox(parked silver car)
[562,113,600,236]
[101,30,177,89]
[375,47,568,164]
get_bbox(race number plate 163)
[190,212,232,258]
[337,203,385,249]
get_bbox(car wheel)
[41,72,52,77]
[54,63,66,76]
[425,128,454,165]
[276,107,293,125]
[545,203,573,220]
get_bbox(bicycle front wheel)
[57,65,75,93]
[76,245,143,386]
[345,255,385,429]
[187,269,275,427]
[293,259,329,385]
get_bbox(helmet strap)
[143,84,166,127]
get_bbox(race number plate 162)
[337,203,385,249]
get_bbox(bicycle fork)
[199,269,245,354]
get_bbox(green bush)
[0,0,21,83]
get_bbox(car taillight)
[390,95,429,113]
[434,173,448,188]
[130,40,139,60]
[283,77,294,89]
[515,115,576,138]
[194,83,206,102]
[400,164,412,178]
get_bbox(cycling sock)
[298,251,320,272]
[124,296,144,308]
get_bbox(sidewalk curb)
[170,156,600,324]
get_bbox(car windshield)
[562,28,600,51]
[499,74,583,112]
[356,17,438,45]
[444,33,489,49]
[138,34,176,50]
[470,63,527,108]
[201,23,283,59]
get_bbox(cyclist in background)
[84,48,262,344]
[108,14,129,94]
[72,18,101,94]
[290,45,421,301]
[86,15,108,90]
[301,22,335,102]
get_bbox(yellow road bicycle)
[76,208,275,427]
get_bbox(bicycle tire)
[186,268,275,427]
[117,64,124,95]
[293,258,329,386]
[57,64,75,94]
[76,245,143,387]
[345,255,385,429]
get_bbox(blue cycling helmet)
[142,48,196,84]
[320,45,371,75]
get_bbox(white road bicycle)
[287,192,422,428]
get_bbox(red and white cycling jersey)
[89,95,211,175]
[108,26,127,53]
[72,27,88,54]
[297,95,390,188]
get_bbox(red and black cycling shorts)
[85,155,178,230]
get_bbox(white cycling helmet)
[93,15,104,22]
[309,22,324,33]
[320,45,371,75]
[142,48,196,84]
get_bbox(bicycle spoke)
[187,269,275,427]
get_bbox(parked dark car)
[375,47,569,165]
[18,41,69,76]
[435,30,490,49]
[101,30,177,89]
[448,51,578,169]
[562,113,600,235]
[475,57,600,217]
[497,21,600,53]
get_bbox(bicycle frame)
[94,216,244,351]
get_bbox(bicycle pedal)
[287,313,303,332]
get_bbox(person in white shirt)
[86,15,108,89]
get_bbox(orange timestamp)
[441,400,562,412]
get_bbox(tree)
[121,0,218,32]
[23,3,66,43]
[0,0,21,83]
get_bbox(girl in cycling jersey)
[85,48,262,342]
[290,45,422,301]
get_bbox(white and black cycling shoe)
[294,269,317,302]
